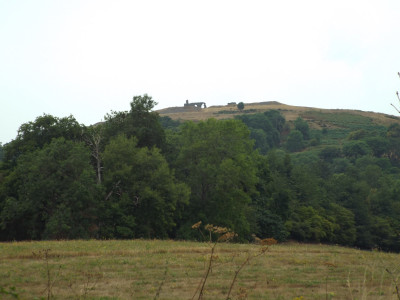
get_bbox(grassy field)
[1,239,400,299]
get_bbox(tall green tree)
[264,110,286,132]
[235,113,281,151]
[319,146,342,162]
[0,138,100,240]
[286,130,305,152]
[101,135,189,239]
[294,117,310,140]
[342,141,371,159]
[175,119,258,238]
[103,94,165,149]
[0,143,3,162]
[3,114,82,164]
[251,154,289,241]
[285,206,335,242]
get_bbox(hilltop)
[157,101,400,129]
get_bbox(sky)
[1,0,400,144]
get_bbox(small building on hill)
[184,100,207,108]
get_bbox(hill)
[1,239,399,299]
[157,101,400,130]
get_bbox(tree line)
[1,94,400,251]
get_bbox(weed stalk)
[385,268,400,300]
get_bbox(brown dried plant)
[385,268,400,300]
[32,249,61,300]
[191,222,270,300]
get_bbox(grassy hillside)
[158,101,400,154]
[157,101,400,128]
[1,240,400,299]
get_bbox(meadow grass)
[1,240,399,299]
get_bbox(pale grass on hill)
[1,240,399,299]
[157,102,400,130]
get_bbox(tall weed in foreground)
[376,252,400,300]
[32,249,61,300]
[68,270,103,299]
[385,267,400,300]
[153,260,169,300]
[190,221,271,300]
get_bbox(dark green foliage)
[235,111,283,152]
[387,123,400,138]
[264,110,286,132]
[0,143,3,162]
[175,119,258,239]
[326,203,356,246]
[286,206,335,242]
[365,136,389,157]
[370,216,400,251]
[0,138,100,240]
[2,99,400,252]
[237,102,244,111]
[294,117,310,140]
[101,135,189,239]
[3,114,82,164]
[160,116,181,130]
[291,164,325,207]
[286,130,304,152]
[251,154,289,241]
[342,141,371,159]
[319,146,342,162]
[250,129,269,154]
[255,209,289,241]
[103,94,165,149]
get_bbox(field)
[1,240,400,299]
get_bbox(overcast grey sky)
[1,0,400,144]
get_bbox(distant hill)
[157,101,400,130]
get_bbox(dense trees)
[175,119,258,238]
[294,117,310,140]
[286,130,305,152]
[101,135,189,238]
[1,138,99,240]
[0,95,174,240]
[103,94,165,149]
[235,112,283,153]
[0,143,3,162]
[1,97,400,251]
[3,114,82,164]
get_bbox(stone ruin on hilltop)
[184,100,207,108]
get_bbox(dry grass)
[1,240,400,299]
[157,101,400,129]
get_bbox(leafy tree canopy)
[103,94,165,149]
[294,117,310,140]
[176,119,258,238]
[101,134,190,239]
[0,138,99,240]
[286,130,304,152]
[4,114,82,164]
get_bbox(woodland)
[1,94,400,252]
